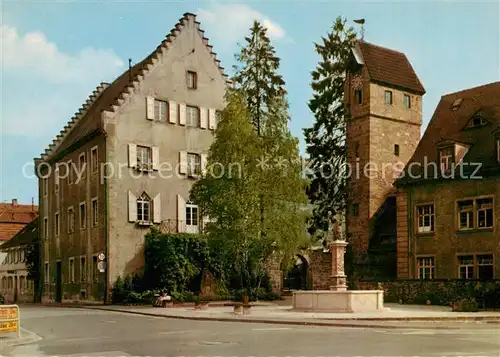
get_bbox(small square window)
[186,106,200,127]
[91,147,99,174]
[354,89,362,104]
[79,202,86,229]
[385,90,393,105]
[91,198,98,227]
[458,200,474,230]
[404,94,411,109]
[417,256,435,279]
[67,207,75,233]
[458,255,474,279]
[394,144,400,157]
[54,168,60,193]
[55,212,60,236]
[79,153,86,178]
[80,257,86,282]
[44,262,49,284]
[187,71,197,89]
[417,204,434,233]
[154,99,168,121]
[187,153,201,177]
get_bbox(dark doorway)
[284,255,309,290]
[56,261,62,303]
[13,276,18,302]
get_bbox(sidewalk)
[80,303,500,329]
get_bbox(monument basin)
[292,290,384,313]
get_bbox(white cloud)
[197,3,287,47]
[1,24,124,137]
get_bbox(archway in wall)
[283,255,309,291]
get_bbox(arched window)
[19,276,25,290]
[136,193,151,222]
[2,277,6,290]
[8,277,13,290]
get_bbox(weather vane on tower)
[353,19,365,40]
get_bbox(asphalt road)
[2,306,500,357]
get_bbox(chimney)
[12,199,18,207]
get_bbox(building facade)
[345,41,425,277]
[35,13,227,303]
[0,218,37,303]
[396,82,500,280]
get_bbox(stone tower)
[345,41,425,275]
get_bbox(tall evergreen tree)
[233,21,287,133]
[303,17,357,234]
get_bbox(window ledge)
[136,221,152,227]
[416,232,435,237]
[456,228,494,235]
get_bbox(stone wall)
[309,248,333,290]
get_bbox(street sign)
[97,261,106,273]
[0,305,20,339]
[98,252,105,261]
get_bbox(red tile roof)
[357,41,425,95]
[0,201,38,241]
[396,81,500,186]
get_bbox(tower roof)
[354,40,425,95]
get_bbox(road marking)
[101,320,118,324]
[251,327,292,331]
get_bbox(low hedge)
[358,279,500,308]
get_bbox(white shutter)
[201,153,208,175]
[169,101,177,124]
[128,191,137,222]
[153,193,161,223]
[179,151,187,174]
[179,103,186,126]
[177,195,186,233]
[152,146,159,171]
[146,96,155,120]
[128,143,137,168]
[208,108,216,130]
[200,107,208,129]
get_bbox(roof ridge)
[358,40,406,56]
[40,82,109,160]
[442,81,500,98]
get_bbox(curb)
[2,328,43,348]
[78,306,500,330]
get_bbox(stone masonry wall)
[309,249,333,290]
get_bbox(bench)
[224,302,252,315]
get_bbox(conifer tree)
[303,17,357,234]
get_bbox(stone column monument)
[328,218,347,291]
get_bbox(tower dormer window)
[385,90,393,105]
[404,94,411,109]
[354,89,362,104]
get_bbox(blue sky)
[1,0,499,205]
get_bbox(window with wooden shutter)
[200,107,208,129]
[128,191,137,222]
[169,101,178,124]
[179,103,186,125]
[153,193,161,223]
[152,146,159,171]
[146,96,155,120]
[177,195,186,233]
[208,108,216,130]
[179,151,187,174]
[201,153,208,175]
[128,144,137,168]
